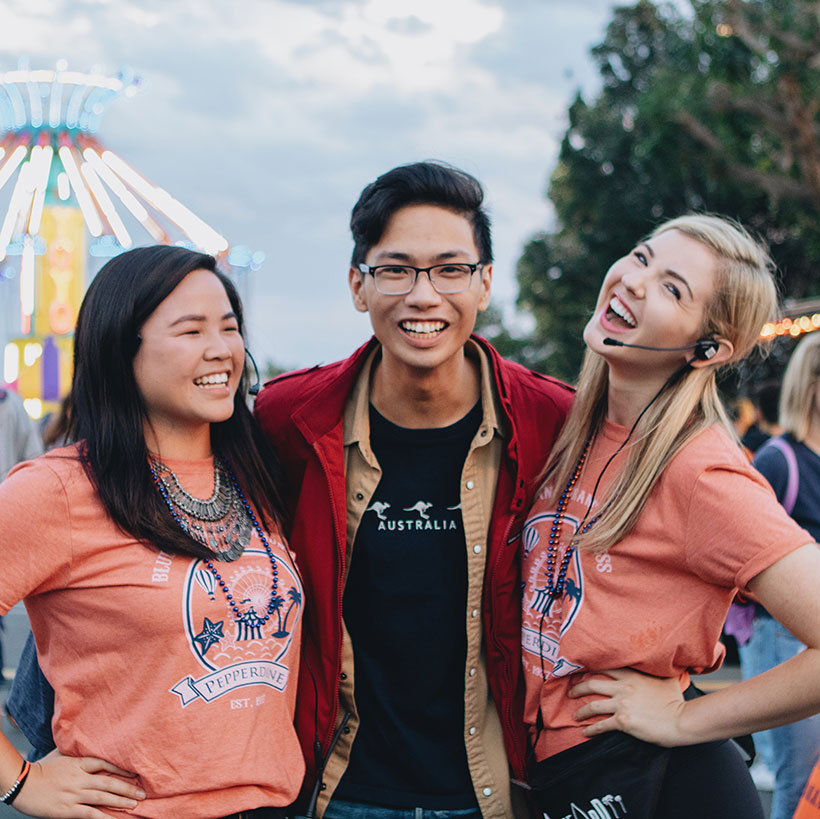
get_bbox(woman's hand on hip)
[11,749,145,818]
[568,668,691,747]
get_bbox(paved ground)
[0,605,773,818]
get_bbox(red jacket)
[254,336,573,784]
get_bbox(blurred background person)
[0,387,43,687]
[743,332,820,819]
[742,380,783,454]
[727,379,784,791]
[0,387,43,482]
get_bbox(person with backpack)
[745,331,820,819]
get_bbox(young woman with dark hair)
[0,246,303,818]
[521,215,820,818]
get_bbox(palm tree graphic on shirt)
[276,587,303,638]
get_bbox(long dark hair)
[69,244,286,558]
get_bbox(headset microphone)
[602,337,718,361]
[244,348,262,395]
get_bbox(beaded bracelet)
[0,759,31,806]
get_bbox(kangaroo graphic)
[366,501,391,521]
[403,501,434,519]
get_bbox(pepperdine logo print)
[171,545,303,707]
[521,511,584,680]
[365,499,461,532]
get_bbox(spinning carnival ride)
[0,62,261,419]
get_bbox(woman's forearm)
[677,647,820,744]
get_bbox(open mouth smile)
[399,320,448,337]
[194,372,230,388]
[606,297,637,329]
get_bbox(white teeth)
[401,321,446,335]
[194,373,229,386]
[609,298,636,327]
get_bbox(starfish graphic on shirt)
[193,617,224,655]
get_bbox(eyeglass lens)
[374,264,474,294]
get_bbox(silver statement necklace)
[149,456,252,561]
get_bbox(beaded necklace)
[150,457,279,628]
[544,439,605,599]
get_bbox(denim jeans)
[5,630,55,761]
[738,612,820,819]
[323,800,481,819]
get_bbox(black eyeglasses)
[358,262,482,295]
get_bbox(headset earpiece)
[692,338,719,361]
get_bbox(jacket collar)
[290,334,516,447]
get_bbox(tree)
[507,0,820,384]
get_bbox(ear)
[348,266,369,314]
[476,263,493,313]
[689,336,734,369]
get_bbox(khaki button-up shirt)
[317,340,517,819]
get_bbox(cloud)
[0,0,615,368]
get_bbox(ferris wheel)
[0,60,261,418]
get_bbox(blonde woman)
[743,331,820,819]
[520,215,820,818]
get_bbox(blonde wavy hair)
[779,331,820,442]
[543,214,778,554]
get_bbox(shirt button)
[482,787,492,797]
[465,480,475,490]
[355,492,364,501]
[471,609,478,618]
[469,667,476,676]
[340,672,347,680]
[469,727,477,736]
[473,545,481,554]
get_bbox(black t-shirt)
[335,402,482,809]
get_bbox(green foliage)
[496,0,820,384]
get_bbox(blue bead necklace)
[150,458,279,627]
[545,439,602,599]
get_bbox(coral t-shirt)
[521,421,813,761]
[0,445,305,818]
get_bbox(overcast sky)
[0,0,616,369]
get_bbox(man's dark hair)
[350,161,493,266]
[70,244,285,558]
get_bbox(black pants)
[217,808,290,819]
[530,734,763,819]
[653,739,764,818]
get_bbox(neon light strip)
[20,236,35,317]
[48,77,63,128]
[27,78,42,128]
[5,82,25,128]
[82,147,166,241]
[81,161,132,248]
[17,146,40,232]
[102,150,228,253]
[58,145,103,236]
[0,160,33,261]
[3,343,19,384]
[28,145,53,234]
[65,84,86,129]
[0,145,27,193]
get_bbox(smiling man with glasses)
[255,161,573,819]
[5,161,573,819]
